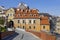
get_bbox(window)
[10,14,12,16]
[34,14,36,16]
[29,20,31,23]
[58,28,60,30]
[18,20,20,23]
[29,26,31,29]
[8,14,9,16]
[26,10,28,13]
[23,10,24,12]
[43,26,45,29]
[34,26,35,29]
[30,14,33,16]
[36,14,37,16]
[23,20,25,23]
[23,26,25,29]
[18,26,20,28]
[34,15,35,16]
[33,20,36,23]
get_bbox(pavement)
[12,28,41,40]
[3,28,41,40]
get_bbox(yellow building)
[5,3,50,32]
[14,19,40,32]
[40,16,50,32]
[14,4,41,32]
[14,3,50,32]
[5,8,15,22]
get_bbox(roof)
[40,20,50,25]
[14,13,39,19]
[40,16,49,20]
[14,9,40,19]
[39,13,52,17]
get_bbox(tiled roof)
[40,16,49,20]
[40,20,50,25]
[14,9,40,19]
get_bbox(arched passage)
[8,20,14,28]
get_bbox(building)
[0,6,6,17]
[55,17,60,34]
[5,8,15,22]
[5,8,15,29]
[14,3,40,32]
[5,3,50,32]
[13,3,50,32]
[40,16,50,32]
[39,13,58,33]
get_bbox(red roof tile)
[40,20,50,25]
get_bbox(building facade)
[40,16,50,32]
[5,3,50,32]
[0,6,6,17]
[14,7,40,32]
[55,17,60,34]
[5,8,15,22]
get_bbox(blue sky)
[0,0,60,16]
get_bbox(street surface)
[12,28,41,40]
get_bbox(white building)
[55,17,60,34]
[0,6,6,17]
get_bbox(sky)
[0,0,60,16]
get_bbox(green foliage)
[0,26,6,32]
[0,18,5,25]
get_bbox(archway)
[9,20,14,28]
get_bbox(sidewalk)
[13,29,40,40]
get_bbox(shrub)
[0,19,5,25]
[0,26,6,32]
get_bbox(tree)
[0,17,5,25]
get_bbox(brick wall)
[26,30,56,40]
[1,31,15,39]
